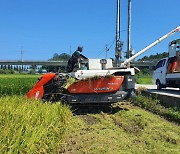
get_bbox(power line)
[95,37,116,58]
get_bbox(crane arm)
[122,26,180,66]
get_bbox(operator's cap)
[77,46,83,52]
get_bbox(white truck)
[153,39,180,89]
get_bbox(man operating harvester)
[66,46,87,72]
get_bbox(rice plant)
[0,96,72,153]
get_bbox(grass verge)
[64,103,180,154]
[136,74,152,84]
[132,95,180,124]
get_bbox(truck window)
[155,59,166,70]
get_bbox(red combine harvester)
[26,26,180,111]
[26,72,134,105]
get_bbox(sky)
[0,0,179,61]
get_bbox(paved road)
[135,84,180,98]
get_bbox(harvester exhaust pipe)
[122,26,180,66]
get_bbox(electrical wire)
[95,29,127,58]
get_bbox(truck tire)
[156,80,162,90]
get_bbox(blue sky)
[0,0,179,60]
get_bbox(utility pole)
[126,0,131,59]
[70,46,72,55]
[115,0,123,67]
[21,47,23,62]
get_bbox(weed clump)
[136,86,147,95]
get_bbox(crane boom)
[122,26,180,66]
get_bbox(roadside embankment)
[136,84,180,109]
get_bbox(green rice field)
[0,74,179,153]
[0,96,72,153]
[0,74,73,153]
[0,74,152,96]
[0,74,40,96]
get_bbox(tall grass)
[0,96,72,153]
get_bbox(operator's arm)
[80,54,88,59]
[72,51,80,58]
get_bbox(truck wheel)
[156,80,162,90]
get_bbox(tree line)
[0,53,71,74]
[0,52,168,74]
[138,52,168,61]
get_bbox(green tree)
[49,53,71,61]
[45,53,70,72]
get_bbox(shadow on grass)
[70,102,131,115]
